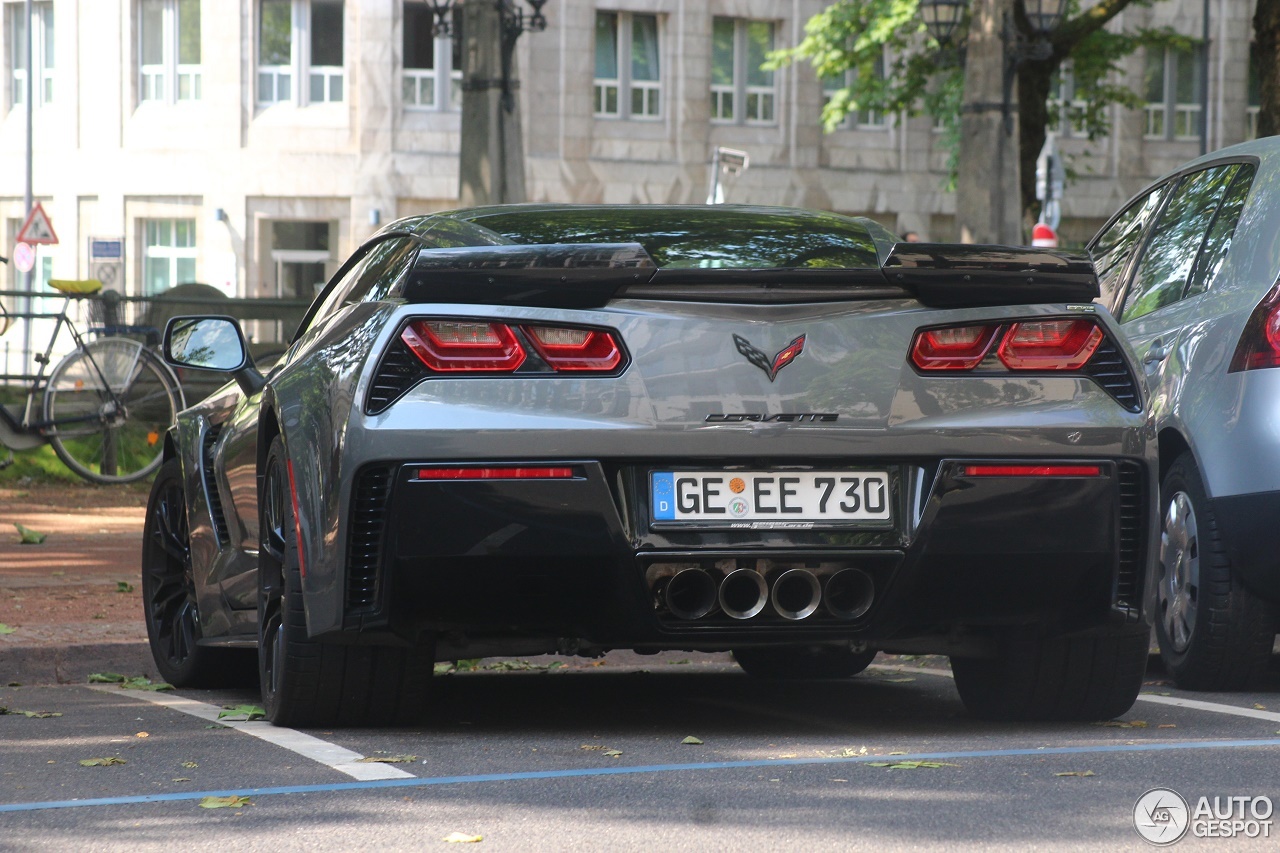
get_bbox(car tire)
[1154,452,1276,690]
[732,645,877,679]
[257,436,434,727]
[950,627,1149,721]
[142,458,255,687]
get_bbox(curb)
[2,642,156,687]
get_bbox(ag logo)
[733,334,805,382]
[1134,788,1190,845]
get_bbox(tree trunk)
[955,0,1023,244]
[1017,56,1058,231]
[1256,0,1280,138]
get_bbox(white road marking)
[88,686,415,781]
[1134,693,1280,722]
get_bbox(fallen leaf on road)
[356,755,418,764]
[442,832,483,843]
[867,760,957,770]
[136,732,149,738]
[87,673,126,683]
[681,736,703,745]
[0,623,15,635]
[1158,724,1177,729]
[1055,770,1096,777]
[1095,720,1147,728]
[200,795,251,809]
[0,707,60,718]
[1254,704,1267,710]
[580,744,606,751]
[79,757,126,767]
[120,677,173,692]
[835,747,868,757]
[181,761,199,768]
[602,749,623,758]
[217,704,266,721]
[116,581,135,593]
[14,524,46,544]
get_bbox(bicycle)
[0,274,184,484]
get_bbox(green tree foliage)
[1255,0,1280,138]
[771,0,1187,224]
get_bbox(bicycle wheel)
[43,338,184,484]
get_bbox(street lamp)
[426,0,549,112]
[918,0,1067,132]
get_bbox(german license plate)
[650,470,892,528]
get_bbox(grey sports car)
[143,204,1157,727]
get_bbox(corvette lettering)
[705,413,839,423]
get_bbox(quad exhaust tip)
[824,568,875,621]
[663,568,719,620]
[770,568,822,621]
[719,569,769,620]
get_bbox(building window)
[140,0,202,103]
[403,2,460,110]
[711,17,776,125]
[143,219,197,296]
[821,51,888,130]
[257,0,344,106]
[1145,45,1203,140]
[9,2,54,109]
[594,11,661,119]
[1048,67,1087,137]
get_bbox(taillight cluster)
[401,319,624,374]
[1229,284,1280,372]
[910,319,1104,373]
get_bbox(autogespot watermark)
[1133,788,1274,845]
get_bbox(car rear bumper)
[327,458,1152,653]
[1209,490,1280,602]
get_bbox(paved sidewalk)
[0,484,155,685]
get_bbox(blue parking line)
[3,738,1279,814]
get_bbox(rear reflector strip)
[415,467,576,481]
[962,465,1102,477]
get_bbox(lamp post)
[918,0,1066,244]
[427,0,549,206]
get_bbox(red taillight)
[402,320,526,372]
[910,324,1000,371]
[996,320,1104,370]
[1229,285,1280,372]
[415,466,575,480]
[962,464,1102,477]
[911,319,1105,373]
[524,325,622,372]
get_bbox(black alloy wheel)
[142,458,252,686]
[258,435,435,727]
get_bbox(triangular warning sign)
[17,202,58,245]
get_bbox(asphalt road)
[2,653,1279,851]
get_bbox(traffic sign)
[17,202,58,245]
[13,241,35,273]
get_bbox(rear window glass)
[454,206,885,270]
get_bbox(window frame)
[710,16,777,127]
[820,49,889,131]
[593,10,662,121]
[402,2,461,111]
[1144,45,1203,142]
[141,218,198,297]
[256,0,345,108]
[139,0,202,105]
[9,1,54,110]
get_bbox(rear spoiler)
[402,242,1099,309]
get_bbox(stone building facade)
[0,0,1263,305]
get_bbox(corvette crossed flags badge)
[733,333,806,382]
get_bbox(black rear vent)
[366,339,426,415]
[202,424,230,547]
[1115,463,1146,622]
[1084,338,1141,412]
[346,466,393,610]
